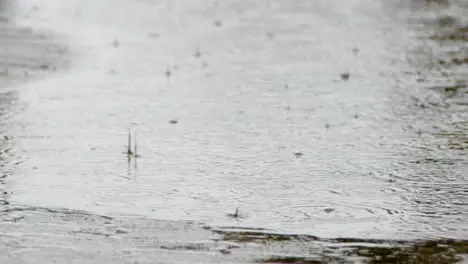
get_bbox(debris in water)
[219,248,231,255]
[127,132,133,156]
[340,72,350,80]
[133,132,140,158]
[169,120,178,124]
[194,50,202,58]
[213,20,222,27]
[115,228,128,234]
[324,208,335,213]
[126,131,140,158]
[416,77,425,83]
[164,68,172,78]
[227,207,241,219]
[294,151,303,158]
[148,32,160,38]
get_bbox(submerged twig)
[133,132,140,158]
[127,132,133,156]
[126,131,140,158]
[227,207,240,219]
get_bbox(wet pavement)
[0,0,467,263]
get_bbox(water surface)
[0,0,467,263]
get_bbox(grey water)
[0,0,467,263]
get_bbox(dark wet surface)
[0,0,467,263]
[0,206,467,263]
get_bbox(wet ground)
[0,0,467,263]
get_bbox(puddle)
[0,0,467,263]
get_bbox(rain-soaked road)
[1,0,467,263]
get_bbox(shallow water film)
[0,0,467,263]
